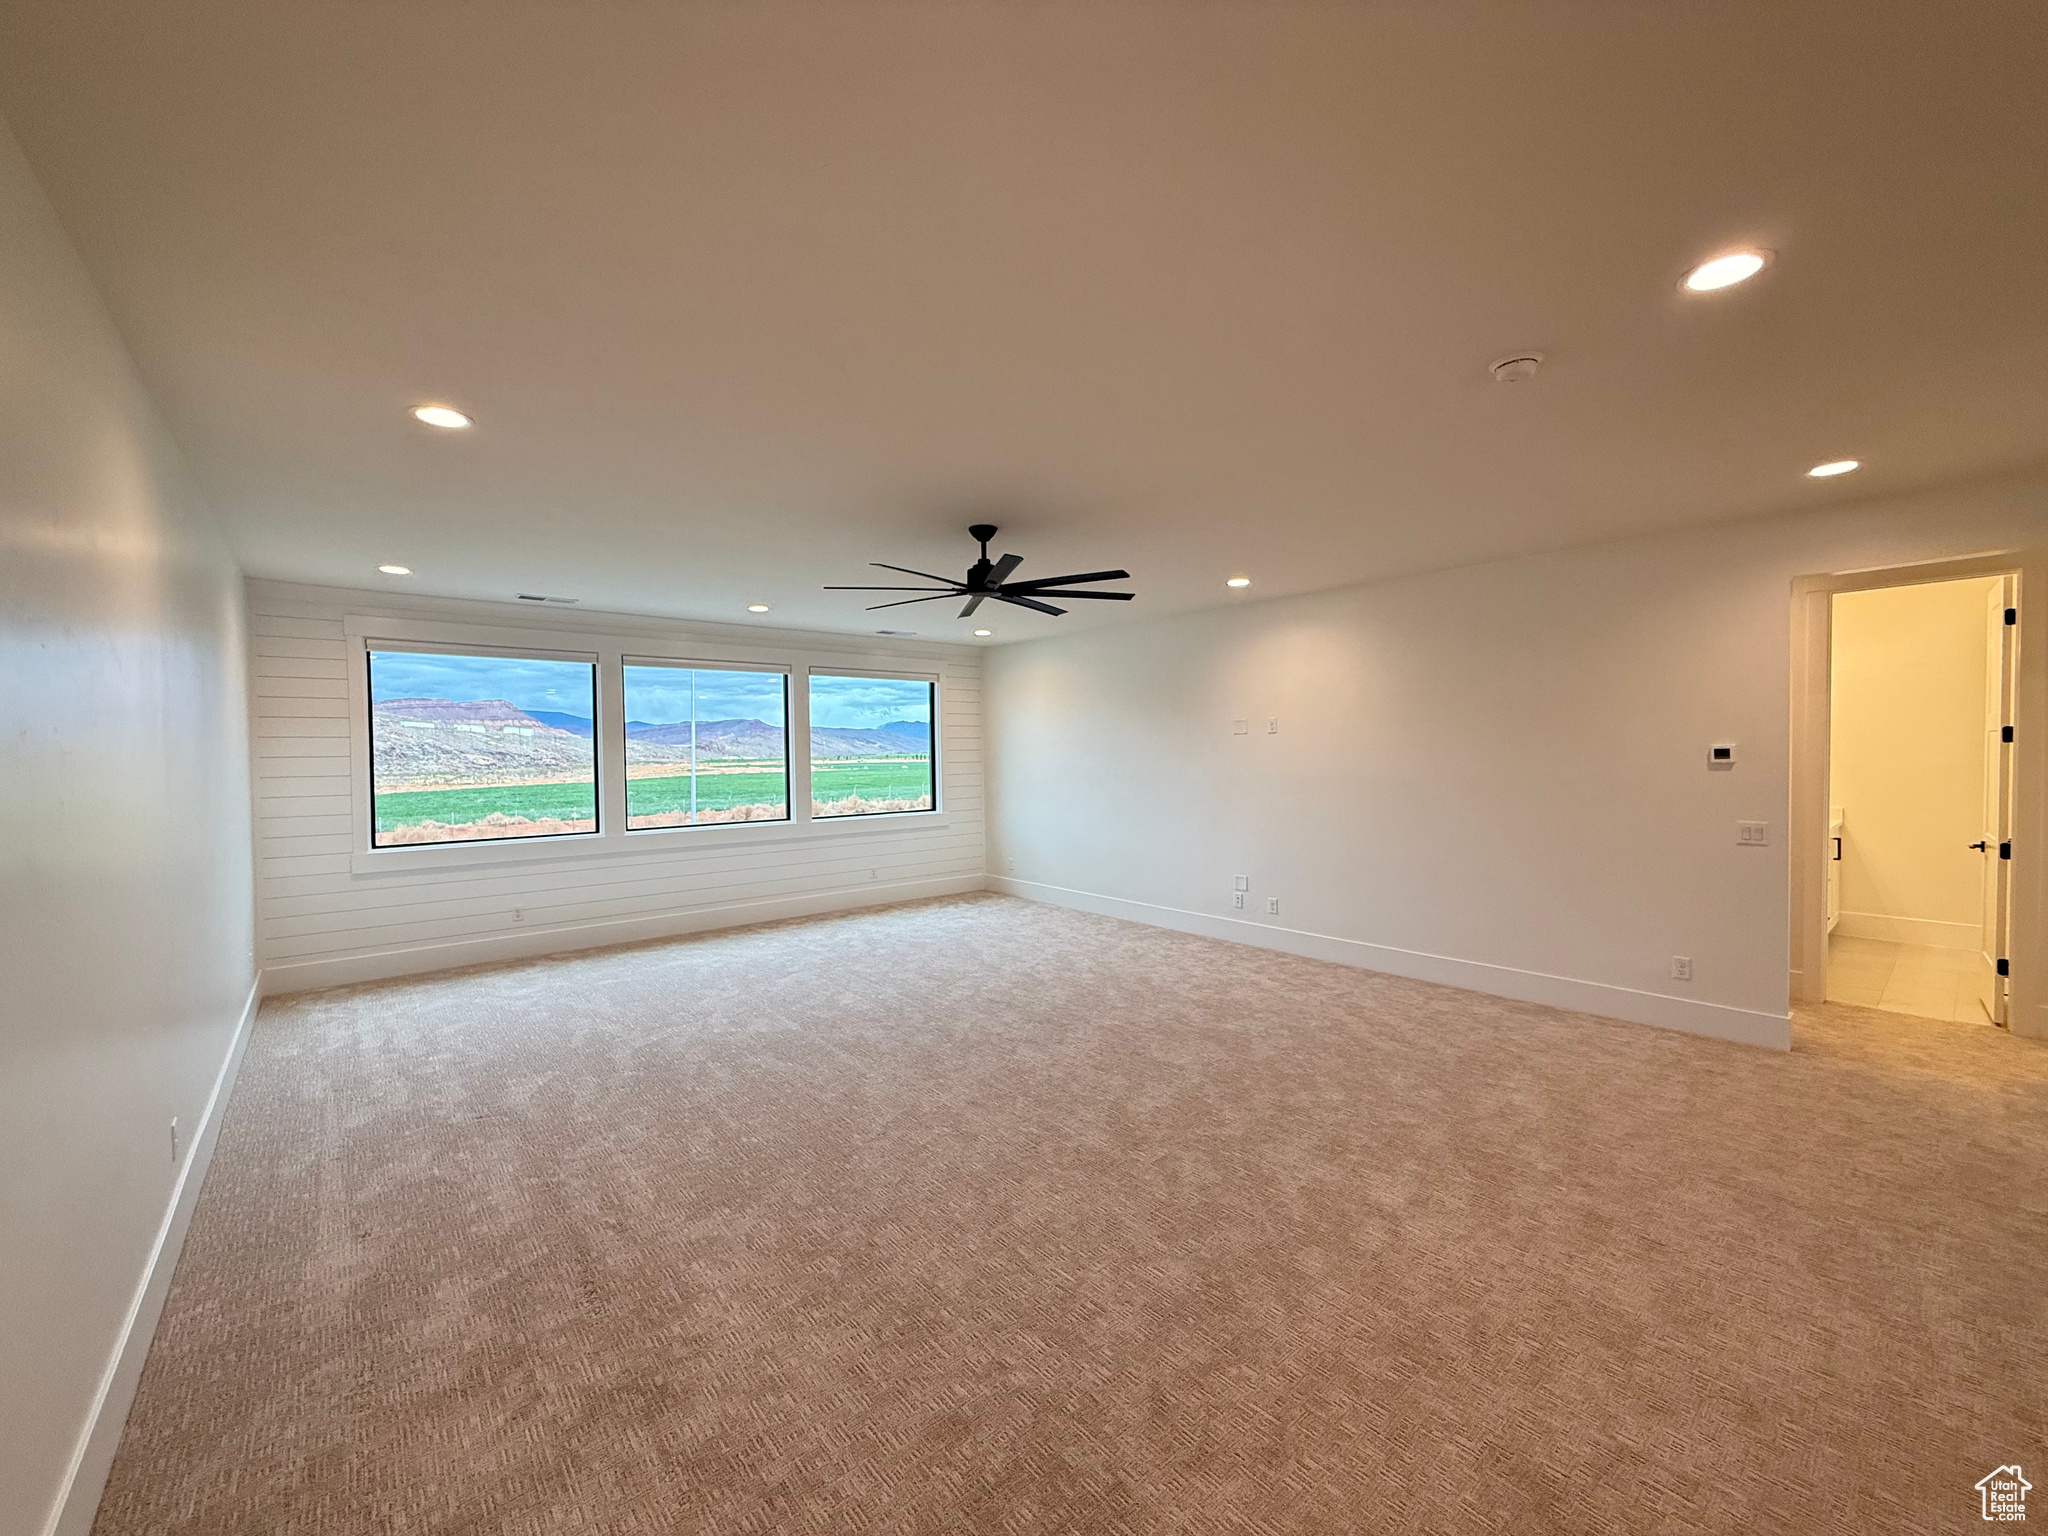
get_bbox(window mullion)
[789,668,815,824]
[596,649,628,842]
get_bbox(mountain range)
[626,718,928,760]
[372,699,929,779]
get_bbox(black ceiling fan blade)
[987,552,1024,585]
[824,584,960,592]
[864,593,959,611]
[959,593,988,618]
[1015,589,1135,601]
[871,561,962,584]
[994,592,1067,616]
[1001,569,1131,592]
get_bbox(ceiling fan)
[826,524,1135,617]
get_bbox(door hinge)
[1997,957,2010,978]
[2004,725,2015,743]
[2001,841,2012,859]
[2006,607,2018,625]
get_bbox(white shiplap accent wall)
[249,579,986,993]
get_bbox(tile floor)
[1826,932,1998,1024]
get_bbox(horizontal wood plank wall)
[249,580,986,993]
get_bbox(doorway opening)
[1825,575,2012,1023]
[1790,552,2039,1039]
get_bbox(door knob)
[1970,840,1990,851]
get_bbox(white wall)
[249,580,984,991]
[985,471,2048,1049]
[1830,577,1997,948]
[0,122,256,1536]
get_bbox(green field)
[627,767,789,820]
[374,757,931,832]
[374,777,597,833]
[807,759,933,808]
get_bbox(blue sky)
[624,666,786,725]
[808,675,931,729]
[369,652,928,728]
[370,651,595,715]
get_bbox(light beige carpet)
[95,893,2047,1535]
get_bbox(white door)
[1982,579,2017,1025]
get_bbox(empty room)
[3,4,2045,1533]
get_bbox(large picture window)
[368,649,598,846]
[809,673,936,818]
[623,662,791,828]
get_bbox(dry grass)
[810,795,933,817]
[375,813,597,844]
[624,804,788,829]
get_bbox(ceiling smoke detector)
[1490,353,1544,384]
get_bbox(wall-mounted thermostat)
[1708,743,1736,770]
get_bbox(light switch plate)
[1737,821,1769,846]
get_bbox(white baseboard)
[1832,909,1984,950]
[990,877,1792,1051]
[44,974,263,1536]
[262,874,987,995]
[2018,1000,2048,1044]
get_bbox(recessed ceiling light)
[1226,576,1252,588]
[377,564,412,575]
[1807,459,1860,478]
[1683,251,1768,292]
[973,628,993,637]
[411,404,472,429]
[746,603,770,613]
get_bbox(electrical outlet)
[1267,717,1278,734]
[1671,956,1692,981]
[170,1118,180,1163]
[511,908,525,924]
[1736,821,1769,846]
[868,868,878,881]
[1267,896,1280,915]
[1006,856,1016,873]
[1233,892,1245,909]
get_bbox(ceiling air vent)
[874,629,918,637]
[516,593,580,604]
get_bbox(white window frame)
[342,615,949,875]
[620,654,795,834]
[805,664,944,823]
[357,636,604,855]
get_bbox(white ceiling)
[1,1,2043,642]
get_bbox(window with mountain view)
[367,649,598,846]
[809,674,935,818]
[623,663,790,828]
